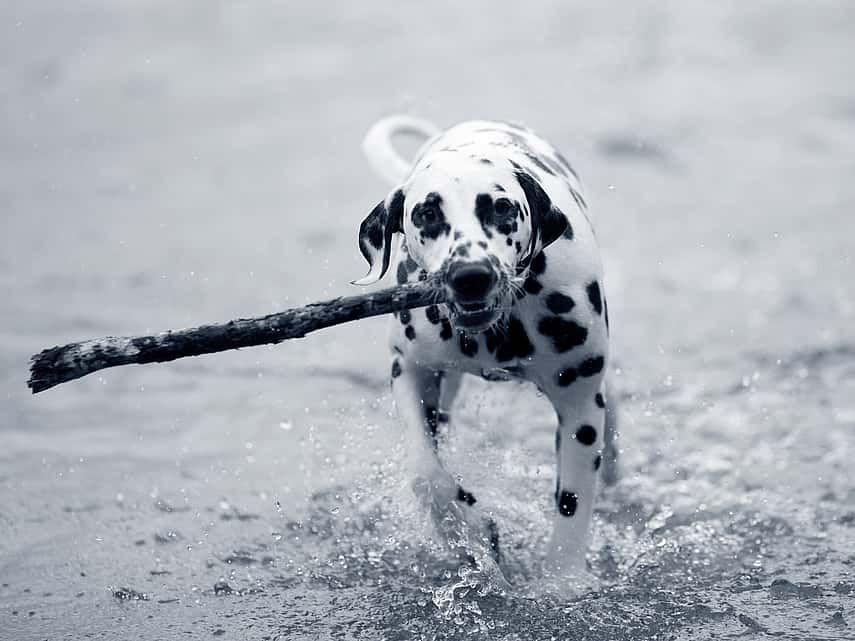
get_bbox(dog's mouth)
[447,300,502,332]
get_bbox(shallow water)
[2,1,854,639]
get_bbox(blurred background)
[1,2,854,639]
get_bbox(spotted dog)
[356,116,618,586]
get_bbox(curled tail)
[362,115,439,186]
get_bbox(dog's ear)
[515,170,568,270]
[353,188,406,286]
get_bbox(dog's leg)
[390,359,448,477]
[390,358,499,560]
[436,370,462,436]
[542,374,606,582]
[435,370,501,559]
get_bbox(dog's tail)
[362,115,439,185]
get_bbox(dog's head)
[354,162,568,332]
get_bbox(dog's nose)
[448,261,498,301]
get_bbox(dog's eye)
[494,198,513,217]
[414,205,438,227]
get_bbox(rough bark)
[28,279,444,394]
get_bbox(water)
[1,1,854,639]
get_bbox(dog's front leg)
[390,358,452,493]
[390,356,500,561]
[542,374,607,584]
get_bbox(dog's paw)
[520,562,601,600]
[463,513,501,566]
[539,568,601,598]
[410,475,503,566]
[539,546,601,598]
[410,473,458,516]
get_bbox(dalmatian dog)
[355,115,618,587]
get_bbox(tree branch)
[28,278,444,394]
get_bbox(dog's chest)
[391,298,550,378]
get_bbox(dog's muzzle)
[445,260,503,332]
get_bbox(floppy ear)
[515,170,568,270]
[352,189,406,286]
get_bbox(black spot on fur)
[578,355,604,377]
[523,275,542,294]
[494,184,505,192]
[475,193,493,228]
[475,193,517,237]
[557,490,578,517]
[506,237,513,246]
[412,192,451,241]
[485,317,534,362]
[555,430,561,452]
[425,305,441,324]
[391,360,402,379]
[557,366,578,387]
[454,230,463,240]
[538,317,588,353]
[587,281,603,315]
[456,486,477,506]
[575,424,597,446]
[404,255,418,273]
[399,309,411,325]
[594,455,602,471]
[437,411,450,424]
[439,319,453,340]
[545,292,575,314]
[405,325,416,341]
[604,297,610,332]
[531,251,547,275]
[458,332,479,357]
[480,158,492,165]
[595,393,605,408]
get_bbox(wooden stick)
[28,278,444,394]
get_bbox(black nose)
[448,261,498,301]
